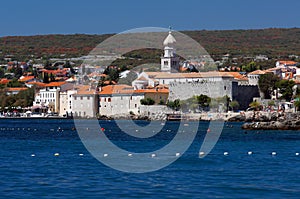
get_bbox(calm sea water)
[1,119,300,198]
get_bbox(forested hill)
[1,28,300,60]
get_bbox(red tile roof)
[6,87,28,92]
[0,78,10,84]
[19,76,35,82]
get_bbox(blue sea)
[1,119,300,198]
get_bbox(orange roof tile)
[99,84,134,95]
[248,70,266,75]
[44,81,66,87]
[278,60,297,65]
[27,82,46,87]
[135,88,169,94]
[0,78,10,84]
[19,76,35,82]
[74,85,97,95]
[222,72,248,81]
[6,87,28,92]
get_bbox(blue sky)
[1,0,300,36]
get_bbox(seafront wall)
[168,80,233,101]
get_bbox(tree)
[195,94,211,109]
[249,101,261,110]
[242,61,259,72]
[276,80,295,101]
[258,73,280,99]
[294,99,300,112]
[167,99,181,111]
[140,98,155,105]
[104,67,120,82]
[229,100,239,112]
[7,78,23,88]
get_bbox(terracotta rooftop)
[222,72,248,81]
[278,60,297,65]
[74,85,96,95]
[6,87,28,92]
[248,70,266,75]
[19,76,35,82]
[44,81,66,87]
[99,84,134,95]
[26,82,46,87]
[0,78,10,84]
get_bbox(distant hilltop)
[1,28,300,60]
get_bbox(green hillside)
[1,28,300,61]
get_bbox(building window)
[164,61,168,66]
[135,104,137,108]
[87,96,90,100]
[108,98,111,102]
[224,86,226,90]
[80,96,83,100]
[104,98,106,102]
[74,96,77,100]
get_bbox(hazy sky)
[1,0,300,36]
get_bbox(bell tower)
[161,28,180,72]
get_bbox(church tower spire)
[161,28,180,72]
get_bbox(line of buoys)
[28,151,300,158]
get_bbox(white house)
[247,70,266,86]
[99,85,144,116]
[33,82,67,113]
[72,85,98,118]
[59,85,77,117]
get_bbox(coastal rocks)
[242,118,300,130]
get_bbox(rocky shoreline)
[237,111,300,130]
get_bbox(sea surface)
[1,119,300,198]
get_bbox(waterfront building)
[72,85,98,118]
[33,82,66,113]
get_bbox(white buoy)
[248,151,253,155]
[151,154,156,158]
[135,129,139,132]
[128,153,133,157]
[31,154,35,157]
[54,153,59,156]
[103,153,108,157]
[79,153,84,156]
[272,152,277,156]
[224,152,229,156]
[199,152,205,156]
[175,153,180,157]
[296,153,299,156]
